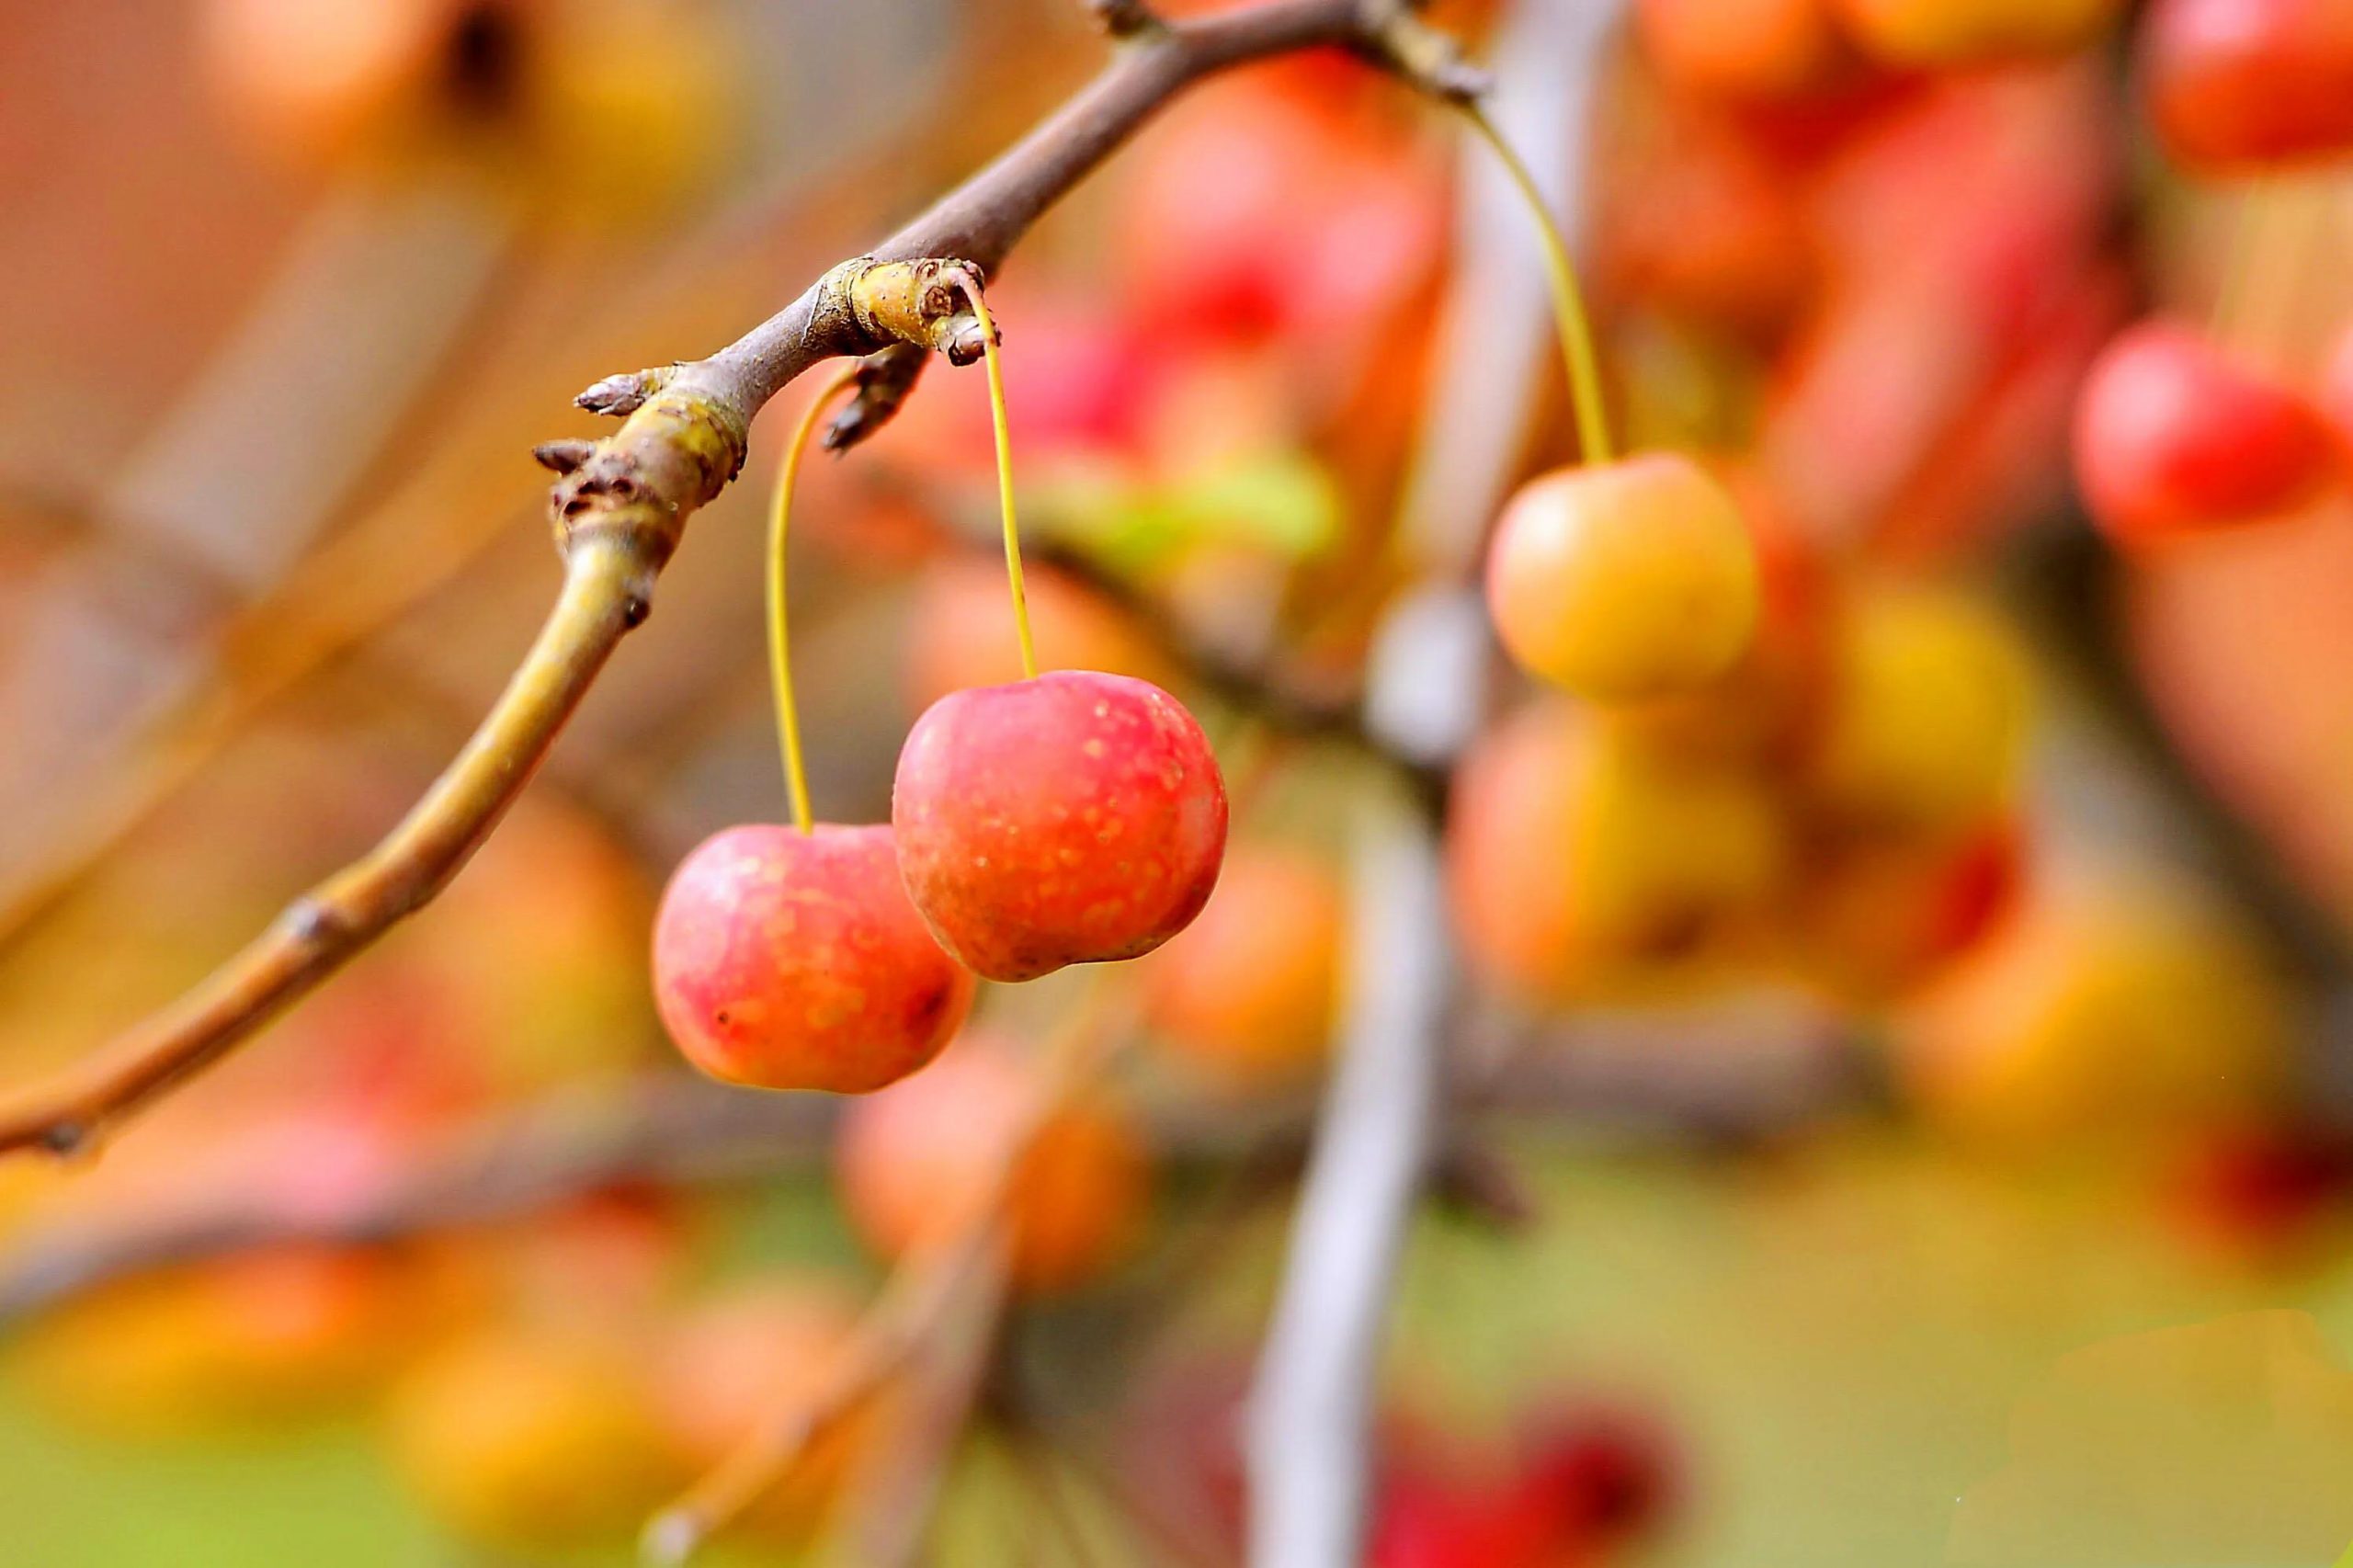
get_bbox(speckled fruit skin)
[1485,454,1761,702]
[2074,323,2336,543]
[651,824,974,1094]
[892,671,1229,983]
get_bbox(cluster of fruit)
[649,292,1234,1107]
[1494,0,2350,1187]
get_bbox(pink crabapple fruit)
[2074,322,2337,545]
[892,670,1228,983]
[651,824,975,1094]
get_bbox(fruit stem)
[1461,105,1614,465]
[946,267,1040,682]
[767,365,862,835]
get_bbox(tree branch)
[0,1074,833,1324]
[0,0,1482,1160]
[1244,6,1614,1556]
[1244,788,1452,1568]
[0,1006,1864,1329]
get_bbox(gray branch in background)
[1245,4,1625,1562]
[1244,788,1452,1568]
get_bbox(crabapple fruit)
[1634,0,1847,99]
[2143,0,2353,172]
[892,671,1228,983]
[1896,877,2288,1148]
[1447,701,1785,1002]
[1485,454,1762,702]
[652,824,975,1094]
[658,1276,875,1539]
[2074,322,2336,543]
[1802,585,2029,838]
[17,1245,426,1437]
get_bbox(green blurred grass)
[5,1138,2353,1565]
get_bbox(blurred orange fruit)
[18,1245,432,1437]
[1141,843,1345,1087]
[385,1321,682,1549]
[835,1037,1150,1295]
[1896,876,2289,1149]
[1447,702,1786,1003]
[657,1275,876,1540]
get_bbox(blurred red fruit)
[1371,1408,1677,1568]
[652,824,974,1093]
[1604,117,1817,338]
[1790,818,2025,1001]
[893,671,1228,983]
[2143,0,2353,171]
[2074,322,2336,544]
[1111,77,1441,348]
[2162,1124,2353,1264]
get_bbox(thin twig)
[644,994,1132,1564]
[0,1006,1865,1330]
[0,0,1483,1160]
[823,1255,1015,1568]
[0,1073,832,1324]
